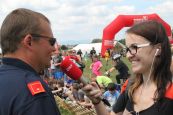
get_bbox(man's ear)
[22,34,32,47]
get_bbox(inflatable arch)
[101,13,172,56]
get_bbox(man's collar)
[2,57,38,74]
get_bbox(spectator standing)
[104,49,110,66]
[49,55,56,78]
[90,47,96,59]
[83,51,88,62]
[53,53,64,80]
[77,49,83,60]
[68,50,85,72]
[90,54,103,77]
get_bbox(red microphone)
[60,58,89,85]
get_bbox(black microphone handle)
[79,76,89,85]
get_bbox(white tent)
[72,41,125,57]
[72,43,102,56]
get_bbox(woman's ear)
[155,44,161,56]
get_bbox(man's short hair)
[0,8,50,55]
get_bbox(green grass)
[82,57,132,83]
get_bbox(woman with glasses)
[82,20,173,115]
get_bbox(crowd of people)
[0,8,173,115]
[42,46,126,112]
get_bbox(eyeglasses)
[31,33,56,46]
[122,43,151,55]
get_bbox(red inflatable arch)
[101,13,172,56]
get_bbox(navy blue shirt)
[0,58,61,115]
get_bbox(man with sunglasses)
[0,8,61,115]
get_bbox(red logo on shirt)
[27,81,45,95]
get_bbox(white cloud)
[148,1,173,15]
[0,0,172,45]
[0,0,57,14]
[148,1,173,27]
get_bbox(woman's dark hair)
[127,20,172,103]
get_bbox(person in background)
[110,48,118,58]
[77,49,83,60]
[90,47,96,60]
[104,49,110,66]
[0,8,61,115]
[69,82,86,104]
[70,82,93,108]
[92,75,113,91]
[67,50,85,72]
[49,55,56,78]
[82,20,173,115]
[84,51,88,62]
[53,52,64,80]
[103,83,120,111]
[64,76,75,88]
[90,54,103,77]
[105,54,130,84]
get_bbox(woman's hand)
[83,82,111,115]
[82,82,102,105]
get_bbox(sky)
[0,0,173,45]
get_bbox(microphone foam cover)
[60,58,82,80]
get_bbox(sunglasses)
[31,33,56,46]
[122,43,151,55]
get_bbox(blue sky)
[0,0,172,45]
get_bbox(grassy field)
[82,56,132,82]
[58,56,132,115]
